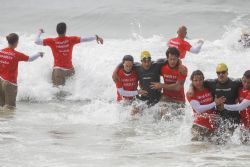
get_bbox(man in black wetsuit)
[133,51,166,106]
[204,63,242,129]
[112,51,166,107]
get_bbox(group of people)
[1,22,250,143]
[0,22,103,110]
[113,26,250,143]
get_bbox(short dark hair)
[122,55,134,63]
[56,22,67,35]
[6,33,19,45]
[166,47,180,58]
[190,70,204,81]
[244,70,250,79]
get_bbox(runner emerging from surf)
[188,63,242,143]
[113,51,166,115]
[35,22,103,86]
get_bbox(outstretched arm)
[28,52,44,62]
[80,35,103,44]
[35,29,44,45]
[189,40,204,54]
[224,99,250,111]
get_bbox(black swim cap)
[122,55,134,62]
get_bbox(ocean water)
[1,0,250,166]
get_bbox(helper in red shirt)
[187,70,225,141]
[35,22,103,86]
[167,25,204,59]
[0,33,43,109]
[224,70,250,143]
[151,47,187,104]
[114,55,147,102]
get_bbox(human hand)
[187,85,194,97]
[214,96,226,105]
[178,64,187,75]
[197,40,204,45]
[38,29,44,34]
[216,104,224,111]
[96,35,103,44]
[138,89,148,95]
[150,82,162,89]
[38,52,44,58]
[112,69,120,82]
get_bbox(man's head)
[242,70,250,90]
[216,63,228,83]
[57,22,67,35]
[6,33,19,48]
[166,47,180,68]
[140,51,152,70]
[177,26,187,39]
[122,55,134,73]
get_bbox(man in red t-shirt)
[167,25,204,59]
[224,70,250,143]
[151,47,187,104]
[35,22,103,86]
[0,33,43,110]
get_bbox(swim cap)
[141,51,151,60]
[216,63,228,72]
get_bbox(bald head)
[177,26,187,39]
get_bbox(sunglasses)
[141,58,151,62]
[216,71,227,75]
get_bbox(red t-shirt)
[167,37,192,59]
[116,68,138,101]
[160,64,187,102]
[0,47,29,84]
[187,88,218,131]
[238,88,250,129]
[43,36,81,69]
